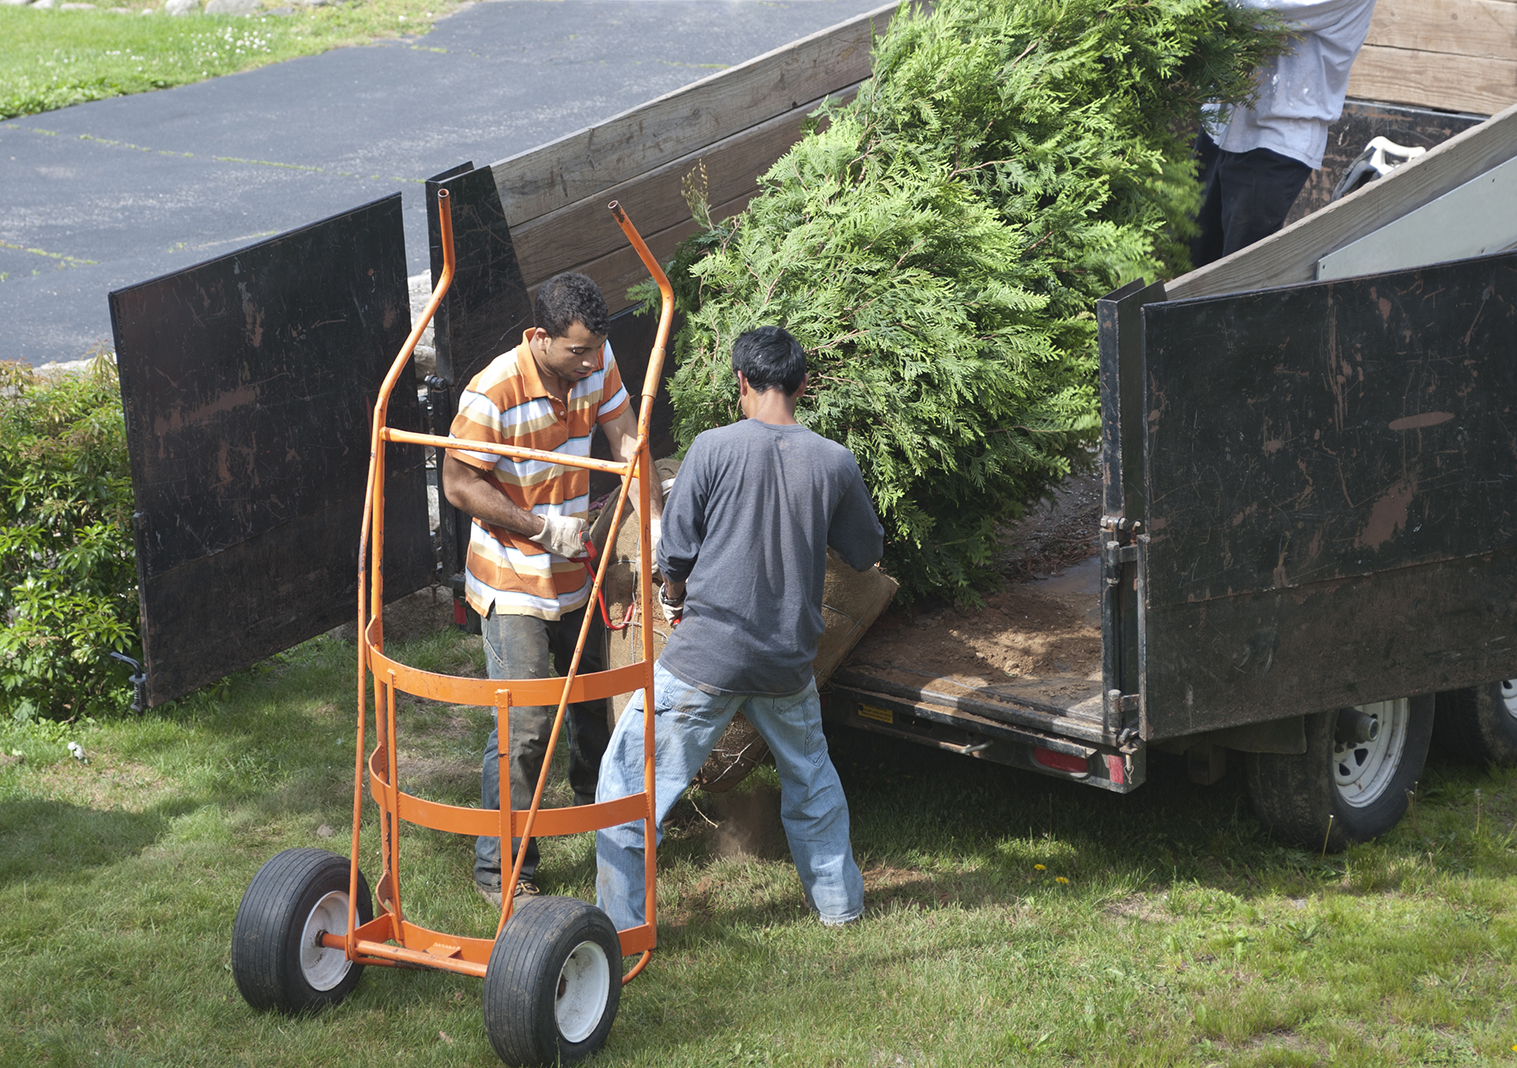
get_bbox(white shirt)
[1204,0,1378,170]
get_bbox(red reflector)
[453,598,467,626]
[1034,747,1088,774]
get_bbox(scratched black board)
[110,194,430,706]
[1140,251,1517,740]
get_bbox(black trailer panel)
[1139,251,1517,739]
[111,194,430,706]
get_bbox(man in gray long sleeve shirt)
[595,325,884,931]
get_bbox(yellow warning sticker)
[856,703,893,724]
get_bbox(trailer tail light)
[1034,747,1088,775]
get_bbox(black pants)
[1191,131,1312,269]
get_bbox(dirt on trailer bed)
[843,472,1105,716]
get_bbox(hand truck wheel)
[482,895,621,1065]
[231,847,373,1014]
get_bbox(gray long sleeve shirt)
[656,418,885,696]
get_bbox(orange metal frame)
[320,189,673,985]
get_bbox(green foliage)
[658,0,1284,601]
[0,355,139,721]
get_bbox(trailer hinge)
[1107,689,1140,715]
[1100,519,1141,586]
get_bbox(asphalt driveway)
[0,0,886,366]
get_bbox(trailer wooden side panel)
[1350,0,1517,115]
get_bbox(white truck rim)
[1499,679,1517,722]
[1333,699,1410,808]
[299,890,353,991]
[555,939,611,1043]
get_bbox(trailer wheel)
[482,895,620,1067]
[231,848,372,1014]
[1432,681,1517,766]
[1245,696,1433,852]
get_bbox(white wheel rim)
[1499,680,1517,722]
[1333,699,1409,809]
[299,890,353,991]
[555,939,611,1044]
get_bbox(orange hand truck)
[230,190,671,1067]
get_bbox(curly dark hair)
[534,272,610,338]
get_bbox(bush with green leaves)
[0,357,139,722]
[653,0,1283,601]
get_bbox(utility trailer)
[824,101,1517,850]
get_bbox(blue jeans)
[595,661,863,930]
[475,605,609,891]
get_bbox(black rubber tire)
[230,847,373,1014]
[482,895,621,1067]
[1432,681,1517,766]
[1245,696,1434,852]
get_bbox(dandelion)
[1055,876,1069,884]
[1033,864,1045,871]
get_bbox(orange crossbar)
[343,190,673,987]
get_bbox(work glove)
[657,584,684,625]
[529,514,589,560]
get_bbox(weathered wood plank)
[510,88,859,289]
[1164,100,1517,300]
[1364,0,1517,60]
[525,189,757,317]
[486,2,898,227]
[1349,42,1517,115]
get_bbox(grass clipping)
[655,0,1283,602]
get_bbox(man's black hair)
[535,272,610,338]
[732,325,806,395]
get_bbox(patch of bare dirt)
[1101,892,1174,924]
[853,584,1100,681]
[330,584,457,645]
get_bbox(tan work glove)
[529,514,589,559]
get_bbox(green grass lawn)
[2,622,1516,1066]
[1,0,455,120]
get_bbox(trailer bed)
[823,552,1139,790]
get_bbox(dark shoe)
[476,882,503,909]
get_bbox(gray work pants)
[474,604,609,891]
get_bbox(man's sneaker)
[476,879,539,909]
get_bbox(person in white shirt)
[1192,0,1378,266]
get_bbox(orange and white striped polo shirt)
[448,330,630,620]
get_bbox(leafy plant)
[0,353,139,721]
[649,0,1284,601]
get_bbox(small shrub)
[0,354,139,721]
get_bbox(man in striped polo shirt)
[443,272,660,906]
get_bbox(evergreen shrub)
[0,356,139,721]
[650,0,1284,601]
